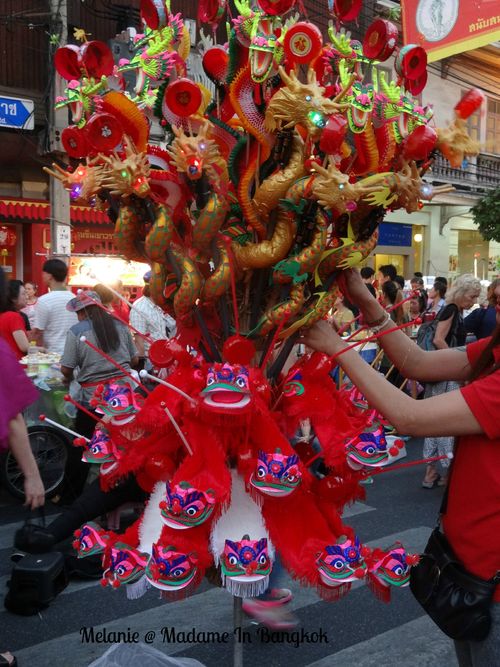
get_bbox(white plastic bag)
[87,643,206,667]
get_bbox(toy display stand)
[233,595,244,667]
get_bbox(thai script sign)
[401,0,500,63]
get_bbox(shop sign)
[401,0,500,63]
[378,222,413,247]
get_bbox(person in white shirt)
[129,271,176,368]
[32,259,77,355]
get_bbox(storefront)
[0,198,148,294]
[371,221,424,278]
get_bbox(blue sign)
[378,222,413,247]
[0,96,34,130]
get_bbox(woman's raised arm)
[301,321,481,437]
[339,270,471,383]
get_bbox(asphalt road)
[0,439,459,667]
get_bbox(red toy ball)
[403,70,428,96]
[164,79,202,118]
[319,114,348,154]
[222,335,256,366]
[198,0,227,25]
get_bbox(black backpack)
[416,317,440,351]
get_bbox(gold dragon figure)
[264,66,350,140]
[311,160,390,215]
[43,161,105,204]
[436,117,480,168]
[385,161,455,214]
[97,136,151,198]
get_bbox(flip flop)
[0,652,18,667]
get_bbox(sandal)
[0,652,18,667]
[242,589,298,630]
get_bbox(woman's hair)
[382,281,398,304]
[433,281,447,298]
[24,281,37,292]
[487,279,500,307]
[382,281,405,324]
[445,274,481,305]
[93,283,114,307]
[469,324,500,381]
[80,304,120,353]
[0,278,23,313]
[412,291,427,314]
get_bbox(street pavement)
[0,439,459,667]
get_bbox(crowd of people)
[1,259,499,666]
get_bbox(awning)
[0,198,111,225]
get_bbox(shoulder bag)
[409,469,500,641]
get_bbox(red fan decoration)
[100,91,149,152]
[80,41,114,79]
[403,70,428,96]
[149,339,192,368]
[86,113,124,152]
[395,45,427,81]
[333,0,362,21]
[141,0,169,30]
[54,45,82,81]
[284,22,323,66]
[257,0,296,15]
[363,20,398,62]
[455,88,485,120]
[61,126,90,159]
[402,125,437,161]
[164,79,203,118]
[198,0,227,26]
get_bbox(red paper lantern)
[80,41,114,79]
[141,0,169,30]
[284,22,323,66]
[0,227,16,247]
[333,0,362,21]
[256,0,296,15]
[54,45,82,81]
[319,114,348,154]
[164,79,203,118]
[363,20,398,62]
[402,124,437,161]
[455,88,485,120]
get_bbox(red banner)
[401,0,500,63]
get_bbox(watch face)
[416,0,459,42]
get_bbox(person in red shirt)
[301,269,500,667]
[0,270,30,360]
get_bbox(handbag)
[410,528,499,641]
[410,461,500,641]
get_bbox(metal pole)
[49,0,71,262]
[233,595,244,667]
